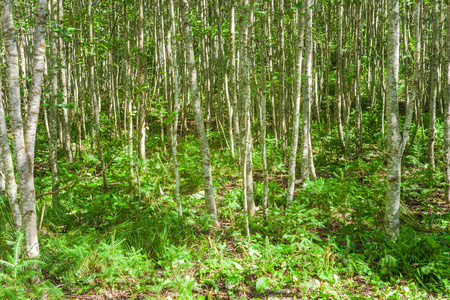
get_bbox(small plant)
[0,233,62,299]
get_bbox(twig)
[369,144,387,155]
[38,204,45,231]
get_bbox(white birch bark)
[301,0,315,182]
[444,3,450,203]
[384,0,414,240]
[0,138,4,197]
[257,13,269,217]
[138,0,146,167]
[385,0,402,240]
[238,0,255,216]
[0,86,21,229]
[1,0,48,258]
[335,0,345,150]
[180,0,217,219]
[230,1,239,161]
[88,0,107,190]
[242,111,251,241]
[58,0,72,162]
[48,0,60,207]
[286,4,305,206]
[168,0,182,216]
[427,1,439,169]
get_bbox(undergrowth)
[1,130,450,299]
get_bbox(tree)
[180,0,217,220]
[301,0,316,182]
[286,2,305,206]
[0,75,20,229]
[384,0,414,240]
[444,2,450,203]
[238,0,256,216]
[0,0,48,259]
[427,1,440,169]
[167,0,182,216]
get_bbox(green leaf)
[202,279,219,292]
[256,276,270,293]
[341,224,355,235]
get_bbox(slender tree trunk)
[355,4,363,154]
[138,0,146,167]
[335,0,345,150]
[287,4,305,206]
[180,0,217,219]
[88,0,107,190]
[168,0,182,216]
[230,0,239,162]
[384,0,414,240]
[257,9,269,218]
[427,1,439,169]
[0,88,21,229]
[444,2,450,203]
[301,0,315,182]
[238,0,256,216]
[48,0,60,207]
[385,0,401,240]
[242,110,251,241]
[1,0,48,259]
[58,0,72,162]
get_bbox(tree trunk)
[335,0,345,150]
[138,0,146,167]
[444,2,450,203]
[168,0,182,216]
[384,0,414,240]
[286,4,305,206]
[88,0,107,190]
[238,0,256,216]
[301,0,316,182]
[0,87,21,229]
[180,0,217,219]
[48,0,60,207]
[257,8,269,218]
[427,1,439,169]
[230,0,239,162]
[58,0,72,162]
[1,0,48,259]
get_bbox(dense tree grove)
[1,0,450,298]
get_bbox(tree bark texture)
[444,3,450,203]
[286,4,305,206]
[1,0,48,258]
[180,0,217,218]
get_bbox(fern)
[0,233,62,299]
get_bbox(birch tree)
[257,6,269,217]
[427,1,440,169]
[384,0,414,240]
[301,0,316,182]
[1,0,48,258]
[168,0,182,216]
[0,77,20,229]
[180,0,217,220]
[238,0,256,215]
[286,3,305,206]
[444,2,450,203]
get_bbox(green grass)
[1,128,450,299]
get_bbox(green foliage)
[42,229,151,293]
[0,233,62,299]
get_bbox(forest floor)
[2,134,450,299]
[61,167,449,300]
